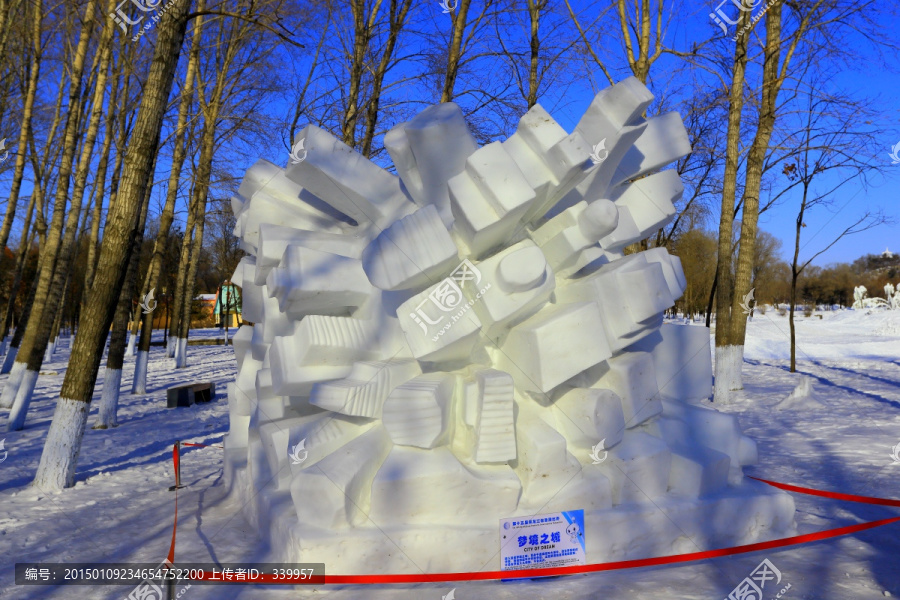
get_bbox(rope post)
[167,574,176,600]
[168,440,184,491]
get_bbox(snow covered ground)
[1,313,899,600]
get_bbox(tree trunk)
[441,0,472,102]
[0,0,40,254]
[712,9,751,404]
[0,193,37,346]
[34,0,192,491]
[133,5,204,392]
[167,190,197,358]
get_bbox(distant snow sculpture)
[853,285,868,309]
[223,77,795,574]
[886,283,898,310]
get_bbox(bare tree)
[34,0,194,490]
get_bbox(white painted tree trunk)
[8,369,39,430]
[125,333,136,357]
[0,360,25,408]
[34,397,90,490]
[714,345,744,403]
[174,338,188,368]
[131,350,149,394]
[0,337,8,357]
[95,368,123,428]
[166,337,175,358]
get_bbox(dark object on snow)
[166,382,216,408]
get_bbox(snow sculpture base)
[224,77,795,576]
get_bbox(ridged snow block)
[361,205,460,291]
[384,102,478,225]
[223,79,794,575]
[369,446,521,527]
[471,369,517,464]
[266,244,371,317]
[309,359,421,418]
[497,301,612,395]
[551,387,626,448]
[382,373,456,448]
[449,142,536,258]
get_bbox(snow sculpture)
[886,283,898,310]
[223,77,795,575]
[853,285,867,309]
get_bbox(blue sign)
[499,509,586,571]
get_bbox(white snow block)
[309,359,422,418]
[361,205,460,291]
[575,76,654,139]
[466,241,554,337]
[254,224,367,285]
[609,112,692,188]
[235,258,264,323]
[666,443,731,498]
[551,387,626,449]
[289,425,392,528]
[269,316,386,396]
[448,142,536,258]
[397,277,484,363]
[369,446,521,526]
[558,255,673,351]
[253,369,288,427]
[382,373,456,448]
[231,325,255,371]
[497,301,612,395]
[501,104,594,223]
[597,204,642,252]
[266,245,372,317]
[583,352,662,427]
[512,411,585,508]
[285,124,412,228]
[226,383,252,448]
[471,369,517,463]
[531,200,618,276]
[660,400,758,472]
[642,246,687,300]
[234,159,347,250]
[605,432,671,504]
[604,169,680,247]
[383,102,479,225]
[629,323,712,401]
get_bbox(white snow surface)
[0,315,899,599]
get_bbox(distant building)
[214,282,242,328]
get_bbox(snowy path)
[1,313,900,599]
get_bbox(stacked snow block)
[223,77,795,575]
